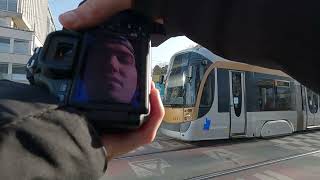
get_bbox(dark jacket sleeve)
[0,81,106,180]
[134,0,320,93]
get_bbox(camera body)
[27,10,164,132]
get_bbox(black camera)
[27,10,164,132]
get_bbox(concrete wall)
[19,0,50,44]
[0,0,56,83]
[0,26,33,83]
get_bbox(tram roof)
[173,45,228,63]
[213,61,291,78]
[174,46,291,78]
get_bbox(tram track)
[113,132,305,161]
[111,130,320,179]
[113,137,249,160]
[114,144,198,160]
[113,138,264,161]
[186,149,320,180]
[107,131,320,180]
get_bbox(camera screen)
[70,29,148,110]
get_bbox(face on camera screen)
[72,29,143,108]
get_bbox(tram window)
[258,80,276,111]
[195,64,200,93]
[275,81,292,111]
[312,93,319,114]
[307,89,318,114]
[275,87,291,110]
[257,79,295,111]
[166,86,184,104]
[218,69,230,112]
[190,52,206,62]
[172,53,189,68]
[301,86,305,111]
[198,70,215,117]
[200,70,215,107]
[185,64,200,106]
[307,89,312,112]
[190,52,203,59]
[232,72,243,117]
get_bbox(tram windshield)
[163,53,189,106]
[163,52,209,107]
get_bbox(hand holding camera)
[28,10,164,134]
[102,81,164,160]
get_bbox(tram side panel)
[244,71,298,137]
[180,69,230,141]
[185,68,233,141]
[161,65,307,141]
[181,69,300,140]
[304,88,320,128]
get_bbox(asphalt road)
[102,130,320,180]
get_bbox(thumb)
[59,0,132,30]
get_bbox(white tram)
[160,46,320,141]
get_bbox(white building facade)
[0,0,55,83]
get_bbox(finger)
[139,87,164,143]
[151,81,155,90]
[101,87,164,159]
[59,0,132,30]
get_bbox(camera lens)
[54,43,73,61]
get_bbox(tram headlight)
[184,108,194,121]
[184,113,192,121]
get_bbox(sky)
[48,0,197,67]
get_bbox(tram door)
[229,71,246,136]
[306,89,319,127]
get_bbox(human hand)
[59,0,132,30]
[101,82,165,160]
[59,0,164,30]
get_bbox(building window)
[0,0,17,12]
[11,64,27,82]
[7,0,17,11]
[0,63,8,73]
[0,0,7,10]
[14,39,29,54]
[0,63,8,80]
[0,17,8,26]
[12,64,25,75]
[0,37,10,53]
